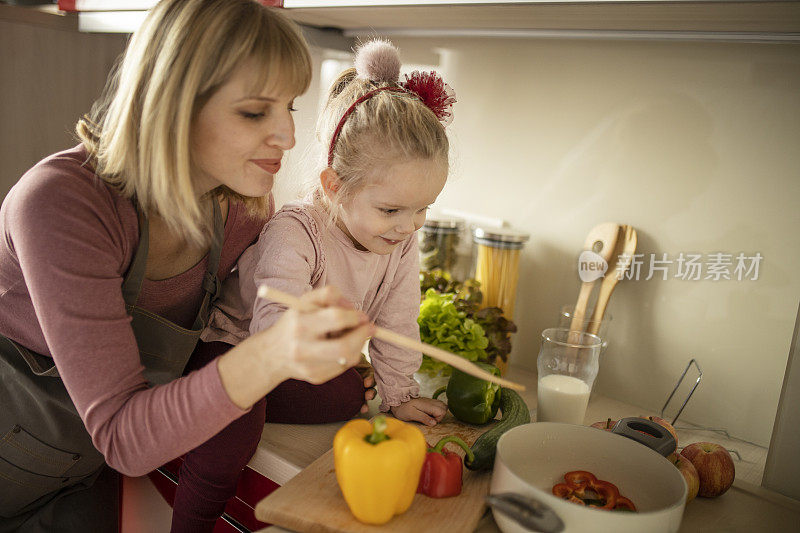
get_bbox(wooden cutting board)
[255,414,495,533]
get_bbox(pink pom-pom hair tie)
[354,39,401,82]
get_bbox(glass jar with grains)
[418,217,469,280]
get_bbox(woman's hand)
[265,287,373,383]
[217,286,374,409]
[390,398,448,426]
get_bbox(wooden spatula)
[569,222,621,334]
[587,225,638,335]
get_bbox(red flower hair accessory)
[401,71,457,126]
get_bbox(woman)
[0,1,373,531]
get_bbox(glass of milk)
[536,328,603,425]
[557,305,611,355]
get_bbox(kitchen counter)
[250,366,800,532]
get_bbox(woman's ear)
[320,168,342,200]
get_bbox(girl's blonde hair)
[77,0,311,246]
[316,62,449,219]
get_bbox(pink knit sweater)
[203,194,422,410]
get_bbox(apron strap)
[122,198,225,310]
[192,198,224,331]
[120,202,149,307]
[202,199,224,295]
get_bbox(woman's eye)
[417,206,430,214]
[380,208,398,215]
[240,111,265,120]
[288,101,298,112]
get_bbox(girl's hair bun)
[354,39,401,83]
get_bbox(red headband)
[326,71,456,168]
[327,86,406,167]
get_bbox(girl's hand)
[218,286,374,409]
[360,374,377,414]
[390,398,447,426]
[353,357,377,414]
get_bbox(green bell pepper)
[434,362,502,425]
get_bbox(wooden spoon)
[257,285,526,391]
[569,222,621,335]
[587,225,638,335]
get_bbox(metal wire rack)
[660,358,741,460]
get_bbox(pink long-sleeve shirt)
[203,194,422,410]
[0,146,269,476]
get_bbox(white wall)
[373,36,799,446]
[271,46,330,207]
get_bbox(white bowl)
[491,422,686,533]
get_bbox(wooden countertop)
[251,366,800,532]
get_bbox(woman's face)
[337,158,447,255]
[191,60,297,197]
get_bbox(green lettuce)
[419,270,518,370]
[417,288,489,376]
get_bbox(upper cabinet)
[280,1,800,35]
[51,1,800,37]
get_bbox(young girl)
[205,39,456,425]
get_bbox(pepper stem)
[432,386,447,400]
[365,415,391,445]
[431,435,475,464]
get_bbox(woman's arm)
[5,163,370,476]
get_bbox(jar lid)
[472,226,530,249]
[423,217,464,232]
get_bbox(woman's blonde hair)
[316,62,449,220]
[77,0,311,245]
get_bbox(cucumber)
[465,388,530,471]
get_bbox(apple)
[589,418,617,431]
[668,452,700,502]
[641,415,678,445]
[680,442,735,498]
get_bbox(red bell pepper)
[614,496,637,512]
[552,470,624,511]
[416,436,475,498]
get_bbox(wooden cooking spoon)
[587,224,638,335]
[569,222,621,334]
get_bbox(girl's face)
[337,158,447,255]
[191,59,297,197]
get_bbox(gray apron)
[0,201,223,532]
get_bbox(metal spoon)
[486,492,565,533]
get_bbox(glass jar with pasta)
[471,226,529,374]
[471,226,530,321]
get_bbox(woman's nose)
[267,112,295,150]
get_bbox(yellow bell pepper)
[333,415,426,525]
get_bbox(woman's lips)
[381,237,401,245]
[251,159,281,174]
